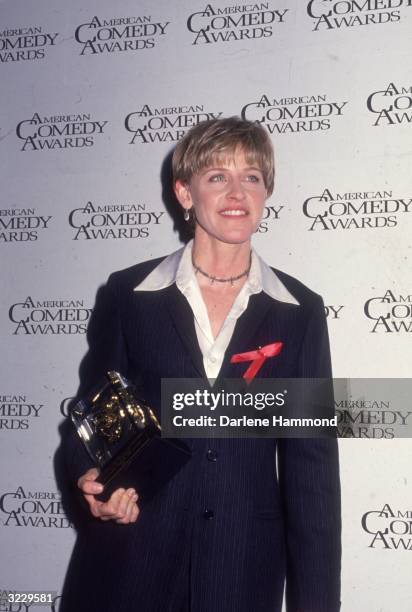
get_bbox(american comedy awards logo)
[8,297,92,335]
[364,290,412,333]
[0,24,59,63]
[367,82,412,126]
[325,304,344,319]
[336,398,411,438]
[125,104,223,144]
[0,208,52,243]
[0,394,44,431]
[241,93,347,134]
[186,3,288,44]
[16,113,108,151]
[306,0,411,31]
[0,487,71,528]
[362,504,412,550]
[74,14,170,55]
[68,201,164,240]
[256,203,284,233]
[303,188,412,230]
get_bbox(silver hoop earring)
[184,209,190,222]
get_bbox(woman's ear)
[174,180,192,210]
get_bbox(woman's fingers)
[116,493,140,524]
[130,503,140,522]
[77,468,103,495]
[97,487,126,519]
[97,488,139,523]
[77,468,139,523]
[78,468,105,517]
[117,488,135,517]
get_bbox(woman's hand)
[77,468,140,524]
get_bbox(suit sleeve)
[277,296,341,612]
[63,273,130,485]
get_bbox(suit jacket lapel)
[165,285,279,381]
[218,291,274,381]
[165,284,207,378]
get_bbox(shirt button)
[209,355,217,363]
[203,509,214,520]
[206,449,218,462]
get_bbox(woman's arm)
[63,273,139,523]
[278,296,341,612]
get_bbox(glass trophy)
[71,371,191,503]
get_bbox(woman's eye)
[209,174,226,182]
[246,174,260,183]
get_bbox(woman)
[61,117,341,612]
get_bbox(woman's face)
[175,148,268,245]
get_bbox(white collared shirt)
[134,240,299,379]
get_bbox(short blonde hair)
[172,117,275,195]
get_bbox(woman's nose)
[226,177,245,199]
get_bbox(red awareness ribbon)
[230,342,283,383]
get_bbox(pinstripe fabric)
[60,258,341,612]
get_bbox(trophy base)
[95,435,191,504]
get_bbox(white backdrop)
[1,1,411,610]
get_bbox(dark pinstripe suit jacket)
[61,257,341,612]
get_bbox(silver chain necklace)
[192,253,252,286]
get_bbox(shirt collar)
[134,239,299,306]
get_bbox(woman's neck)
[191,232,251,281]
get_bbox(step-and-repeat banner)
[1,1,411,610]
